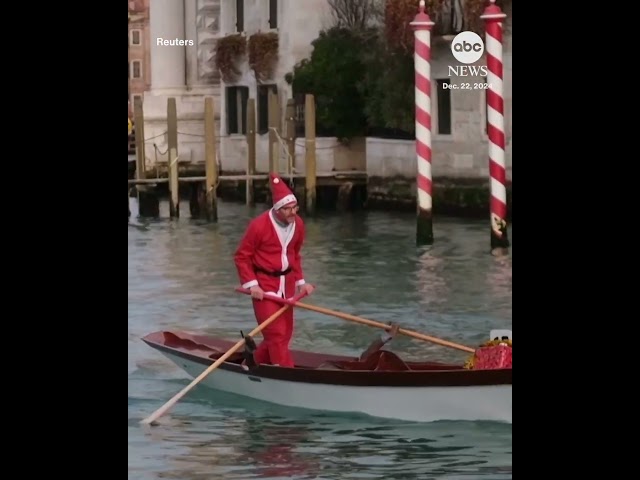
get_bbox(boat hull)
[157,349,512,424]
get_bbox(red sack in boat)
[472,343,512,370]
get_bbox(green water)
[128,199,512,480]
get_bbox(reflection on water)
[414,249,450,309]
[487,255,513,309]
[129,390,512,480]
[128,200,512,479]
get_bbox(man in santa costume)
[234,173,315,368]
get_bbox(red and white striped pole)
[410,0,435,246]
[481,0,510,254]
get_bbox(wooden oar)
[140,290,308,426]
[235,287,475,354]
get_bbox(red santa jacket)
[234,209,306,298]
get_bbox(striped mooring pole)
[481,0,510,254]
[410,0,435,246]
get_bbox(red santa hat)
[270,173,297,210]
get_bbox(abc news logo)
[453,40,482,54]
[451,31,484,65]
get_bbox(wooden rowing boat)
[141,329,512,424]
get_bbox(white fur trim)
[295,279,305,286]
[242,280,259,289]
[273,194,297,211]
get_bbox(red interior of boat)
[148,331,464,373]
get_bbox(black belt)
[254,265,292,277]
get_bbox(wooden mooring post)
[304,94,317,215]
[285,98,296,176]
[167,97,179,218]
[246,98,256,206]
[189,97,219,221]
[203,97,218,221]
[268,90,280,174]
[133,97,159,218]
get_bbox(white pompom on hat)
[270,173,297,210]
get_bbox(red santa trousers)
[252,297,295,367]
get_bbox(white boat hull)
[160,350,512,424]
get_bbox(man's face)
[277,203,299,223]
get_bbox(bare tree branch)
[328,0,382,30]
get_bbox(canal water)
[128,199,512,480]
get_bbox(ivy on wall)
[248,32,279,83]
[214,33,247,83]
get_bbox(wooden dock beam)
[246,98,256,206]
[167,97,179,218]
[304,94,317,216]
[128,170,368,215]
[285,98,296,176]
[133,97,159,218]
[203,96,218,221]
[268,90,280,174]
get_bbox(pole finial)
[419,0,425,12]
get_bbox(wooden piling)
[268,91,280,174]
[246,98,256,206]
[491,221,510,256]
[133,97,159,218]
[203,96,218,221]
[285,98,296,176]
[134,97,146,180]
[167,98,179,218]
[304,94,317,215]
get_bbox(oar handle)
[235,287,475,354]
[140,290,308,426]
[236,288,302,308]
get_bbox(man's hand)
[381,323,400,343]
[249,286,264,300]
[298,283,315,296]
[388,323,400,338]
